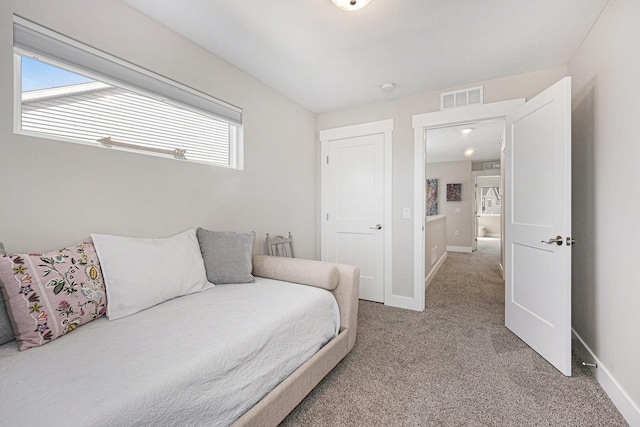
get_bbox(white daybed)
[0,254,359,427]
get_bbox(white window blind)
[14,15,243,167]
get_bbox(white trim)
[319,119,393,141]
[413,99,525,312]
[13,53,22,135]
[383,127,393,306]
[446,246,472,253]
[413,126,426,311]
[319,119,393,307]
[234,126,244,171]
[413,99,524,128]
[473,169,502,178]
[425,252,447,289]
[572,329,640,427]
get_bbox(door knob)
[542,235,563,245]
[369,224,383,230]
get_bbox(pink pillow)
[0,240,106,350]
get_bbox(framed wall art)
[426,179,438,216]
[446,183,462,201]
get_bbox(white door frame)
[412,100,524,311]
[473,176,478,252]
[319,119,394,305]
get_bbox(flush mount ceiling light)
[331,0,372,11]
[380,82,395,92]
[464,148,475,156]
[462,127,474,134]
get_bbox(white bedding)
[0,278,339,427]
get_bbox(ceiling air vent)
[441,86,483,110]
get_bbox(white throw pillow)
[92,229,213,320]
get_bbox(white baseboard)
[572,329,640,426]
[486,233,501,238]
[446,246,472,253]
[425,252,447,290]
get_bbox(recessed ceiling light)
[380,82,395,92]
[462,128,474,134]
[331,0,372,11]
[464,148,475,156]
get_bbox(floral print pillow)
[0,240,106,350]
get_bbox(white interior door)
[324,134,385,302]
[505,77,572,376]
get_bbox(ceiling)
[426,119,504,164]
[121,0,607,113]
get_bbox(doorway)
[413,77,573,376]
[474,172,503,274]
[476,174,501,240]
[412,99,523,311]
[319,119,394,305]
[424,119,505,262]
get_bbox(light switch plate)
[403,207,411,219]
[455,208,461,214]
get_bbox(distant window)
[14,16,243,168]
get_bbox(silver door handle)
[542,235,563,246]
[369,224,382,230]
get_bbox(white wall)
[425,215,446,286]
[472,161,500,171]
[318,66,567,298]
[0,1,318,258]
[478,216,500,237]
[476,175,500,189]
[427,161,473,250]
[569,0,640,422]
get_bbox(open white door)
[505,77,572,376]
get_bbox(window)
[13,16,243,168]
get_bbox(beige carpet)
[281,239,627,426]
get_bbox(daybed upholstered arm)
[252,255,359,351]
[252,255,340,290]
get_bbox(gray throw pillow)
[0,242,16,345]
[196,228,255,284]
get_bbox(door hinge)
[326,213,329,221]
[326,156,329,164]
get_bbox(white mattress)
[0,278,339,427]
